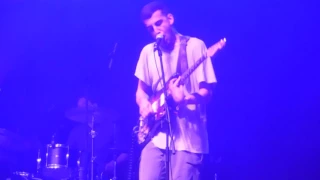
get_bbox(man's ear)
[167,13,174,25]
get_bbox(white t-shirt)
[134,36,217,154]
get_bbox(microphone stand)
[154,43,175,180]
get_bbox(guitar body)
[136,73,179,147]
[134,38,227,146]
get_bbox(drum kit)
[2,102,121,180]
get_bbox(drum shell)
[46,144,69,168]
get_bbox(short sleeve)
[134,45,152,86]
[193,39,217,84]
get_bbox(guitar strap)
[176,35,191,88]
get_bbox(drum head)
[47,144,68,148]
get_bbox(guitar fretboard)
[180,55,206,85]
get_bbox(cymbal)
[65,107,119,124]
[0,128,20,139]
[0,128,40,152]
[0,128,22,151]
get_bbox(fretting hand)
[168,76,185,103]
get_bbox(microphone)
[154,34,164,51]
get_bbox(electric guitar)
[134,38,227,146]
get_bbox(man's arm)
[183,39,218,105]
[134,44,153,112]
[136,80,151,106]
[136,80,153,118]
[184,82,215,104]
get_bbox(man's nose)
[153,26,162,35]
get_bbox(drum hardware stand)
[112,160,117,180]
[77,150,86,180]
[111,120,117,180]
[90,115,96,180]
[36,149,41,175]
[83,42,117,180]
[83,83,96,180]
[112,159,117,180]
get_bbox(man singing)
[134,1,218,179]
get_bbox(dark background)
[0,0,319,179]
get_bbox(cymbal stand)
[36,149,41,175]
[90,114,96,180]
[111,121,117,180]
[100,121,117,180]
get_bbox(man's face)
[143,10,174,41]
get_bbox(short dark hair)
[140,1,171,21]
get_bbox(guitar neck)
[179,55,206,85]
[179,38,226,85]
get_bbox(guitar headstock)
[207,38,227,57]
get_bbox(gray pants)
[139,141,203,180]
